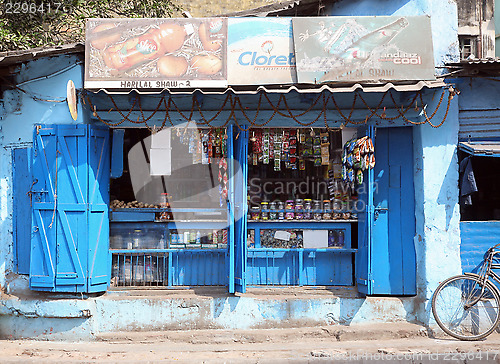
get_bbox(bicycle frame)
[464,246,500,309]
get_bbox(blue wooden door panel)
[55,126,87,291]
[356,126,374,295]
[88,126,111,292]
[30,209,56,288]
[233,128,248,293]
[372,127,416,295]
[30,127,57,290]
[13,148,33,275]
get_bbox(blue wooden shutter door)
[30,124,110,293]
[355,126,374,295]
[233,128,248,293]
[13,148,33,275]
[88,126,111,292]
[371,127,416,295]
[30,127,58,290]
[55,125,88,292]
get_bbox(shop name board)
[84,16,435,90]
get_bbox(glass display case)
[109,126,229,287]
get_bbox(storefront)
[15,16,454,296]
[0,2,465,338]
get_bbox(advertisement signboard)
[84,16,435,89]
[291,16,435,84]
[85,18,228,89]
[227,18,296,85]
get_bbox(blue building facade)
[0,0,464,339]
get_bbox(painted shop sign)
[292,16,435,84]
[84,16,435,89]
[227,18,296,85]
[85,18,228,89]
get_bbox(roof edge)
[0,43,84,67]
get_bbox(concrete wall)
[412,91,461,325]
[327,0,460,72]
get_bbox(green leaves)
[0,0,182,51]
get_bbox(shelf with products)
[109,222,229,250]
[109,207,228,222]
[109,222,228,287]
[246,127,358,255]
[247,221,354,250]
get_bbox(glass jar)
[160,192,171,220]
[304,199,312,220]
[323,200,332,220]
[261,202,269,221]
[250,206,260,220]
[269,201,278,220]
[313,200,322,221]
[285,200,294,220]
[132,229,142,249]
[295,199,303,220]
[277,200,285,220]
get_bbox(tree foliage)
[0,0,182,51]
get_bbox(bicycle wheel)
[432,274,500,340]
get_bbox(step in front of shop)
[0,288,419,340]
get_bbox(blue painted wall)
[0,54,86,293]
[412,90,460,325]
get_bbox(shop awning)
[89,79,447,95]
[458,141,500,157]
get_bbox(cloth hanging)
[459,156,478,206]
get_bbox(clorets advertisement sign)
[84,16,435,90]
[292,16,435,84]
[85,18,228,89]
[227,18,296,85]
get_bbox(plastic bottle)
[103,23,187,71]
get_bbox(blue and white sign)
[227,18,297,85]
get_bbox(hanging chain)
[87,87,454,131]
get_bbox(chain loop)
[86,87,454,131]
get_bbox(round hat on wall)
[67,80,78,121]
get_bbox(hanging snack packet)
[367,137,374,153]
[320,132,329,145]
[299,158,306,170]
[356,169,363,185]
[274,150,281,171]
[263,131,270,165]
[321,145,329,165]
[369,153,376,168]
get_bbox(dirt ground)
[1,323,500,363]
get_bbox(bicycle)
[432,242,500,340]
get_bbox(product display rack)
[109,207,229,287]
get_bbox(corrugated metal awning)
[89,80,446,95]
[458,141,500,157]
